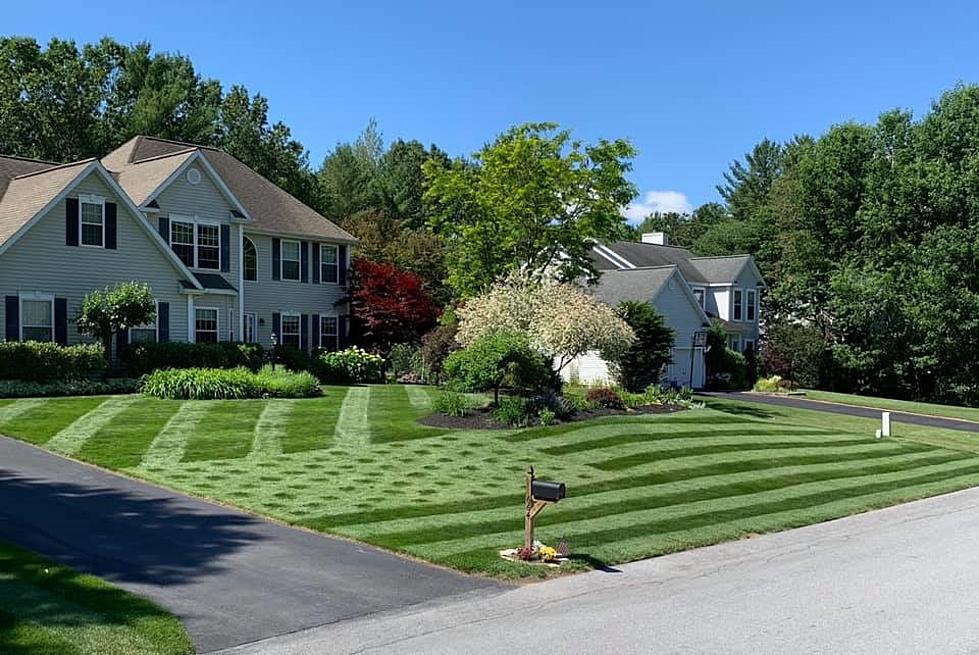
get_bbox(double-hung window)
[171,220,196,267]
[281,240,301,281]
[732,288,744,321]
[744,338,755,354]
[320,316,338,350]
[129,302,158,343]
[746,289,757,322]
[196,223,220,270]
[320,244,339,284]
[170,218,221,269]
[79,195,105,247]
[281,313,301,347]
[693,288,705,308]
[195,307,219,343]
[21,295,54,342]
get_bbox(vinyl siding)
[0,172,190,343]
[653,275,707,388]
[155,165,240,291]
[243,232,348,348]
[190,294,236,342]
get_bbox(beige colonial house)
[0,136,356,354]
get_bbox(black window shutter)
[220,225,230,272]
[311,314,320,349]
[300,241,309,283]
[158,302,170,342]
[54,298,68,345]
[338,245,348,286]
[312,244,320,284]
[272,238,281,281]
[5,296,19,341]
[105,203,117,249]
[66,198,79,246]
[115,328,128,359]
[338,315,348,349]
[271,313,281,341]
[300,313,309,351]
[158,216,170,244]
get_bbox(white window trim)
[732,287,744,322]
[243,312,258,343]
[243,236,258,281]
[319,314,339,350]
[320,243,339,284]
[19,292,55,342]
[170,214,222,271]
[280,239,302,281]
[280,311,301,346]
[194,306,220,343]
[78,194,106,249]
[746,289,757,322]
[128,300,159,343]
[692,286,706,309]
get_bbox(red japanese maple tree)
[350,259,441,352]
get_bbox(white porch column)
[186,295,195,342]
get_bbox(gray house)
[0,136,356,354]
[563,232,766,388]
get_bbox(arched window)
[243,237,257,281]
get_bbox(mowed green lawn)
[802,389,979,424]
[0,539,192,655]
[3,387,979,578]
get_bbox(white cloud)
[624,190,693,224]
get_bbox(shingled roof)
[104,136,356,243]
[589,265,678,306]
[0,159,95,246]
[592,240,762,286]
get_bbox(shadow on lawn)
[700,399,776,420]
[0,469,263,587]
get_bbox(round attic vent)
[187,168,202,185]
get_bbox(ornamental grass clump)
[139,366,319,400]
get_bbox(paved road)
[703,391,979,433]
[221,486,979,654]
[0,436,503,653]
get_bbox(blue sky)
[7,1,979,221]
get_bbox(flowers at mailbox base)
[538,545,558,562]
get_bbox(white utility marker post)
[881,411,891,438]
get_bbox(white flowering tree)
[457,273,634,372]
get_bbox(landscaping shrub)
[561,385,591,412]
[317,347,384,384]
[759,321,827,388]
[0,378,137,398]
[273,345,316,373]
[753,375,799,393]
[610,301,675,392]
[432,390,473,417]
[443,331,551,404]
[493,396,532,427]
[525,391,574,419]
[705,322,749,390]
[537,408,556,426]
[586,387,623,409]
[0,341,106,382]
[420,321,459,383]
[387,343,425,382]
[139,366,319,400]
[123,341,265,376]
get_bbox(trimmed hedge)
[0,341,106,382]
[123,342,264,376]
[0,378,137,398]
[138,365,319,400]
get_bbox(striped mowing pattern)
[45,396,140,456]
[7,386,979,577]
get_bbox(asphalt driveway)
[0,436,503,653]
[703,391,979,433]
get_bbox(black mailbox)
[532,480,566,502]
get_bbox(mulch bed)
[419,403,687,430]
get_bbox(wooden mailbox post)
[525,466,566,550]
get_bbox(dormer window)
[79,195,105,247]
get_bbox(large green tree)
[424,122,637,297]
